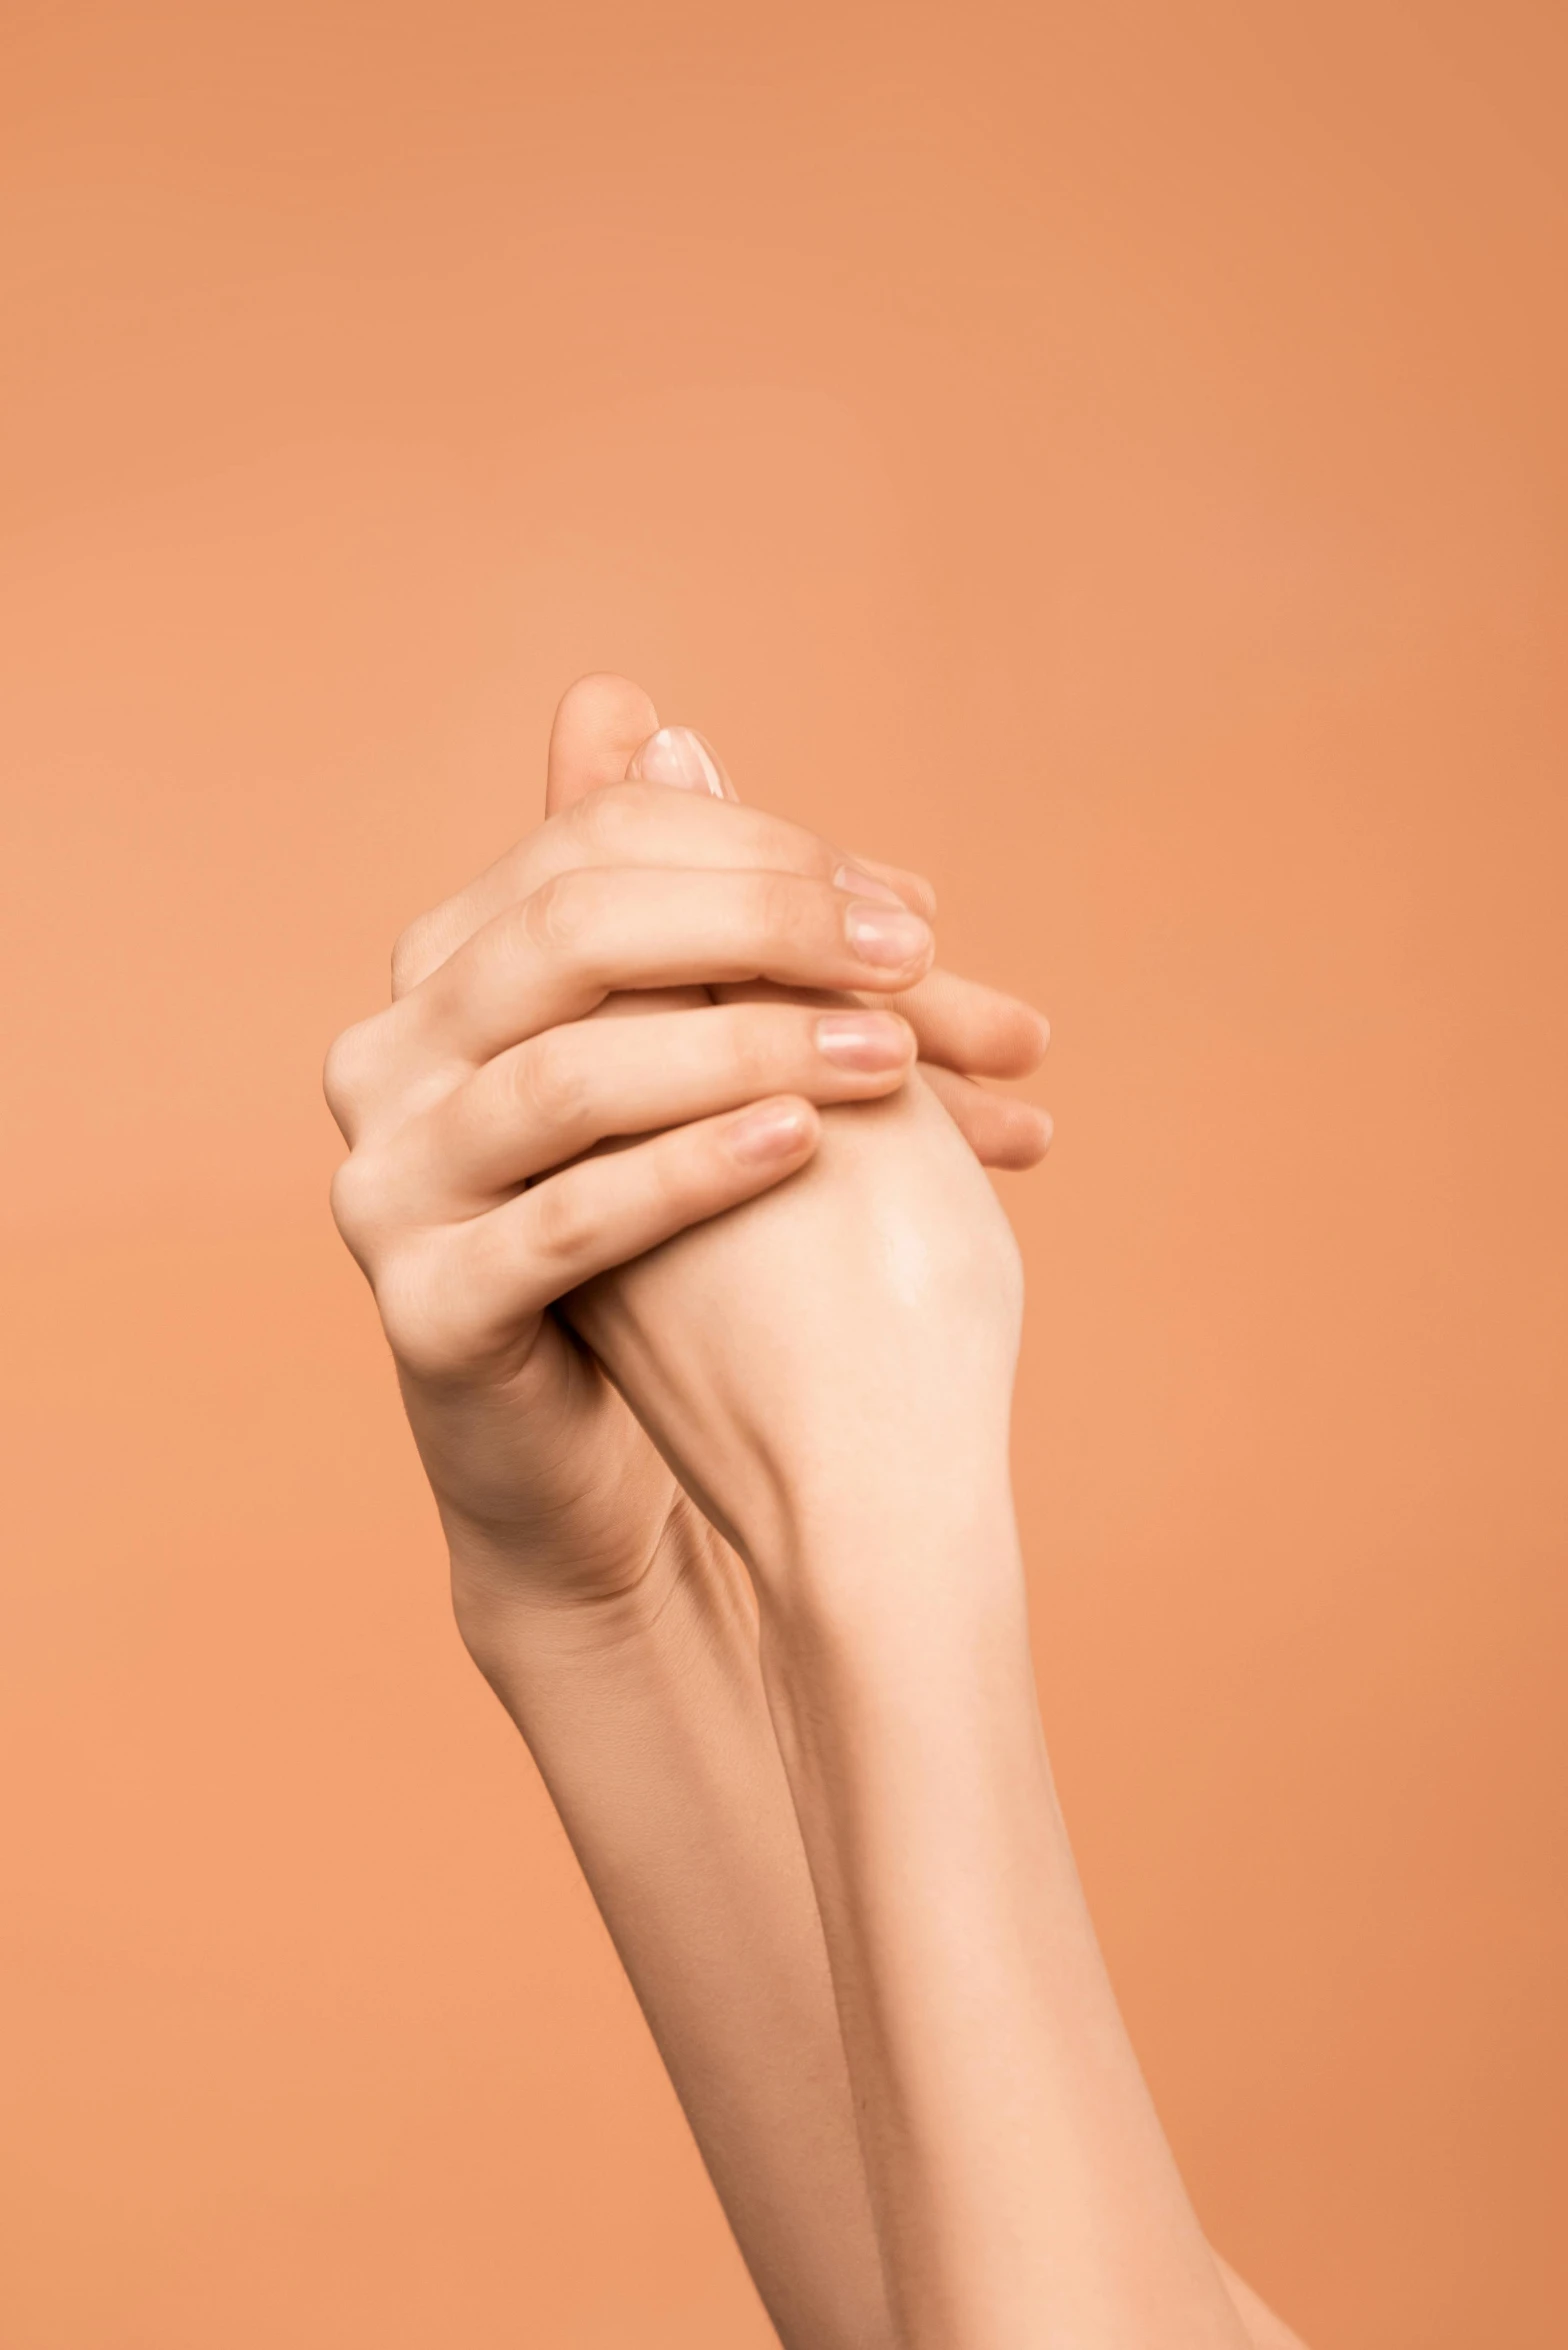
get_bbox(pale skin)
[326,675,1309,2350]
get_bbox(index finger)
[394,784,931,998]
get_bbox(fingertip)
[725,1094,821,1169]
[1020,1008,1052,1070]
[845,856,937,919]
[546,674,661,812]
[988,1003,1052,1079]
[987,1104,1053,1171]
[561,672,658,729]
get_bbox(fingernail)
[727,1099,813,1166]
[628,725,732,798]
[814,1011,912,1071]
[832,859,905,906]
[844,900,933,968]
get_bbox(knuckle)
[373,1240,463,1380]
[322,1019,382,1133]
[528,1174,597,1270]
[515,1029,586,1133]
[519,868,596,958]
[571,781,643,859]
[328,1150,384,1254]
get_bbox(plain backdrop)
[2,5,1564,2345]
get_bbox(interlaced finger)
[391,782,934,996]
[396,864,937,1071]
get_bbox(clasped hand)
[324,673,1048,1620]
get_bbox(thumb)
[542,673,731,1022]
[544,672,661,814]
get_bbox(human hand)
[549,701,1040,1591]
[324,675,1048,1623]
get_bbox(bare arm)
[465,1494,1308,2349]
[327,671,1046,2345]
[333,674,1310,2346]
[456,1506,895,2349]
[576,1076,1280,2348]
[754,1496,1257,2347]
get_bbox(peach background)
[2,4,1564,2344]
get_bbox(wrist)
[746,1482,1044,1800]
[742,1461,1024,1634]
[450,1497,747,1702]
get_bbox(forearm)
[452,1503,894,2350]
[457,1490,1301,2350]
[749,1490,1255,2350]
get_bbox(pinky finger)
[920,1063,1053,1171]
[469,1095,822,1319]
